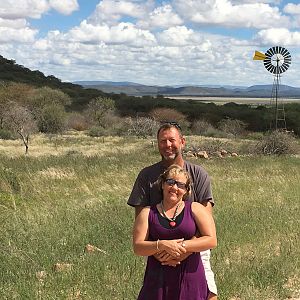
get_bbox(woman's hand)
[158,238,187,258]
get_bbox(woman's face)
[162,173,187,203]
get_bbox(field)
[168,96,300,106]
[0,132,299,300]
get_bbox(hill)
[76,80,300,98]
[0,55,105,110]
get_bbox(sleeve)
[193,166,214,206]
[127,170,150,207]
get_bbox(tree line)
[0,55,299,154]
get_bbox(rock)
[231,152,238,157]
[185,151,195,158]
[220,149,228,156]
[36,270,47,281]
[197,151,209,159]
[215,151,223,158]
[53,263,72,272]
[85,244,107,254]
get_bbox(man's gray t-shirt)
[127,160,213,207]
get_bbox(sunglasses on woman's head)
[165,178,186,190]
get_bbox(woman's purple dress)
[137,201,209,300]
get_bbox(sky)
[0,0,300,87]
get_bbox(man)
[128,122,217,299]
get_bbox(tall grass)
[0,134,299,299]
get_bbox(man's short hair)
[157,121,182,138]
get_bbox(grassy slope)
[0,133,299,299]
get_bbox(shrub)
[149,108,190,130]
[37,104,67,133]
[191,119,225,137]
[255,130,298,155]
[88,126,108,137]
[67,113,90,131]
[218,118,247,138]
[0,129,17,140]
[126,117,160,138]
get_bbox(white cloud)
[0,0,49,19]
[157,26,202,46]
[231,0,280,3]
[0,17,28,29]
[88,0,149,25]
[1,0,299,87]
[173,0,290,29]
[137,4,183,29]
[49,0,79,15]
[66,20,156,47]
[255,28,300,46]
[0,27,37,43]
[284,3,300,15]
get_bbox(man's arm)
[202,200,213,216]
[135,206,144,219]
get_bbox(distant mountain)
[74,80,145,87]
[75,81,300,98]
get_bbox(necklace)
[161,201,182,227]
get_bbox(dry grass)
[0,132,299,299]
[0,131,152,158]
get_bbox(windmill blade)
[269,47,276,56]
[281,64,289,72]
[265,49,273,58]
[282,48,290,57]
[279,66,285,74]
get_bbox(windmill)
[253,46,291,130]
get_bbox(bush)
[0,129,17,140]
[149,108,190,131]
[191,120,216,136]
[88,126,108,137]
[37,104,67,133]
[126,117,160,138]
[66,113,90,131]
[218,118,247,138]
[255,130,298,155]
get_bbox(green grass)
[0,134,299,299]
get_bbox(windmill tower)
[253,46,291,130]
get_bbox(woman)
[133,164,217,300]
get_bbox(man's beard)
[162,150,180,161]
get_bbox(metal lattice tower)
[253,46,291,131]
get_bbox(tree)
[127,116,159,138]
[218,118,247,138]
[6,102,37,154]
[86,97,115,127]
[28,86,71,108]
[28,87,71,133]
[191,119,216,136]
[149,107,189,130]
[0,82,33,129]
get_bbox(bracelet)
[156,239,160,251]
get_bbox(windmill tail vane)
[253,51,266,61]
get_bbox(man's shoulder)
[184,160,208,174]
[138,161,164,178]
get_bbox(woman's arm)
[132,207,186,257]
[182,202,217,253]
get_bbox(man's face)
[157,128,185,161]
